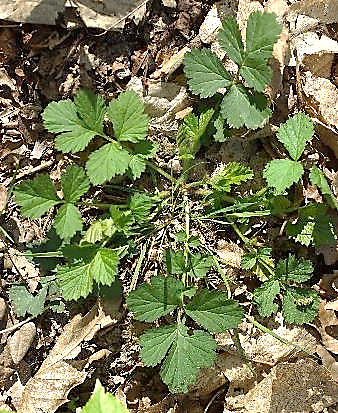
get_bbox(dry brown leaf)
[0,185,8,213]
[216,240,244,268]
[225,359,338,413]
[0,297,6,320]
[16,304,115,413]
[5,248,40,292]
[288,0,338,24]
[199,5,222,44]
[317,300,338,354]
[8,322,36,365]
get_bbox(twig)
[0,316,35,335]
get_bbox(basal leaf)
[241,247,274,281]
[221,84,271,129]
[54,203,83,240]
[309,165,338,210]
[213,114,228,142]
[86,142,131,185]
[127,276,185,322]
[184,48,232,98]
[177,109,214,159]
[239,57,272,92]
[276,113,314,161]
[61,164,90,203]
[82,218,116,244]
[128,155,146,180]
[282,286,320,324]
[188,253,214,278]
[110,206,135,233]
[253,279,280,317]
[218,16,245,65]
[129,192,157,222]
[73,89,106,133]
[159,320,217,393]
[108,91,149,143]
[276,254,313,283]
[263,159,304,193]
[14,174,60,219]
[185,291,243,332]
[78,379,129,413]
[9,284,47,317]
[89,248,119,285]
[164,249,186,275]
[210,162,253,192]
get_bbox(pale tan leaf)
[8,322,36,365]
[288,0,338,24]
[317,300,338,354]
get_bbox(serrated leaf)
[73,89,106,133]
[276,254,313,283]
[263,159,304,193]
[108,91,149,143]
[177,109,214,159]
[188,253,214,278]
[210,162,253,192]
[110,206,135,233]
[78,379,129,413]
[86,142,131,185]
[160,321,216,393]
[42,93,105,153]
[54,203,83,240]
[127,276,185,322]
[309,165,338,210]
[128,155,146,180]
[239,57,273,92]
[276,113,314,161]
[14,174,60,219]
[61,164,90,203]
[185,291,243,332]
[218,16,245,65]
[213,114,228,142]
[221,84,271,129]
[9,285,47,317]
[164,249,186,275]
[241,247,274,281]
[82,218,116,244]
[129,192,157,222]
[253,279,280,317]
[184,48,232,98]
[57,248,119,300]
[282,286,320,324]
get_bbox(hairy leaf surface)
[253,279,280,317]
[282,287,320,324]
[263,159,304,193]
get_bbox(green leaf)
[253,279,280,317]
[221,84,271,129]
[241,247,274,281]
[14,174,60,219]
[309,165,338,210]
[110,206,135,234]
[73,89,106,133]
[276,255,313,283]
[129,192,157,222]
[213,114,228,142]
[57,248,119,300]
[177,109,214,159]
[86,142,131,185]
[9,285,47,317]
[276,113,314,161]
[42,92,105,153]
[128,155,146,180]
[127,276,185,322]
[184,48,232,98]
[282,286,320,324]
[82,218,116,244]
[164,249,186,275]
[185,291,243,332]
[218,16,245,65]
[188,253,214,278]
[61,165,90,203]
[54,203,83,240]
[140,320,217,393]
[78,379,129,413]
[239,57,273,93]
[286,204,337,247]
[210,162,253,192]
[263,159,304,193]
[108,91,149,143]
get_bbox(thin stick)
[0,316,34,335]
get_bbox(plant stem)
[145,160,177,184]
[78,201,112,209]
[182,193,190,287]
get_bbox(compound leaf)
[61,164,90,203]
[239,57,272,93]
[184,48,232,98]
[188,253,214,278]
[127,276,185,322]
[253,279,280,317]
[177,109,214,159]
[282,286,320,324]
[276,254,313,283]
[110,206,135,233]
[309,165,338,210]
[79,379,129,413]
[86,142,131,185]
[54,203,83,240]
[276,113,314,161]
[221,84,271,129]
[210,162,253,192]
[73,89,106,134]
[185,291,243,332]
[108,91,149,143]
[263,159,304,193]
[9,284,47,317]
[218,16,245,65]
[14,174,60,219]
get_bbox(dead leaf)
[0,297,6,320]
[0,184,8,213]
[225,359,338,412]
[16,304,115,413]
[8,322,36,365]
[199,5,222,44]
[288,0,338,24]
[216,241,244,268]
[317,300,338,354]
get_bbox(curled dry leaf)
[217,241,244,269]
[15,304,116,413]
[8,322,36,365]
